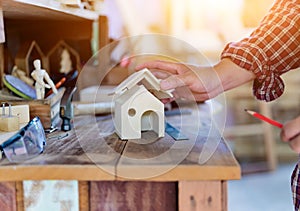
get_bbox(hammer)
[60,86,77,131]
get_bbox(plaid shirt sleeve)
[221,0,300,102]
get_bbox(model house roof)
[112,68,173,99]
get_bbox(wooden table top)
[0,102,240,181]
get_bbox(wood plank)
[0,8,4,43]
[116,104,240,180]
[0,182,17,211]
[0,166,115,181]
[3,0,98,21]
[0,3,3,87]
[0,104,239,182]
[90,181,177,211]
[178,181,222,211]
[221,181,227,211]
[0,44,3,88]
[0,115,125,181]
[98,15,109,49]
[15,182,24,211]
[79,181,89,211]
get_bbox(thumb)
[160,75,186,90]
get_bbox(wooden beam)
[0,44,3,88]
[16,182,24,211]
[79,181,89,211]
[98,15,109,50]
[0,6,3,87]
[0,8,5,43]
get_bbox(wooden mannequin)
[31,59,58,99]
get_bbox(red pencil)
[245,109,283,128]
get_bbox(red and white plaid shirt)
[221,0,300,102]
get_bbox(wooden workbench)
[0,102,240,211]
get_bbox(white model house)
[112,68,173,140]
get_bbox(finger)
[161,98,175,104]
[288,135,300,153]
[175,86,221,102]
[151,71,171,80]
[290,132,300,141]
[120,56,131,68]
[160,75,186,90]
[136,60,181,74]
[281,126,300,142]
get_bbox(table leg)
[79,181,89,211]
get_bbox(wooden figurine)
[31,59,57,100]
[112,68,173,140]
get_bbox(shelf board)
[2,0,99,21]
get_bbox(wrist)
[213,58,255,91]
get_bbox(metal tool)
[73,101,113,116]
[60,86,77,131]
[59,70,79,131]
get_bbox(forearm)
[213,58,255,92]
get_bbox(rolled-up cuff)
[252,73,284,102]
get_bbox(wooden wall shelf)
[0,0,105,89]
[2,0,99,21]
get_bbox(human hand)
[136,60,224,102]
[281,116,300,153]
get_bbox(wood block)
[2,104,30,124]
[0,115,19,132]
[9,88,65,129]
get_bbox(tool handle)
[73,102,114,116]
